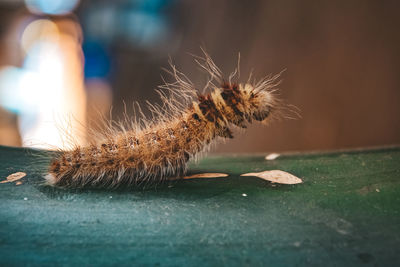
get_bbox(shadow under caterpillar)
[46,52,286,188]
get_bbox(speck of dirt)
[293,241,301,247]
[358,186,379,195]
[265,153,280,160]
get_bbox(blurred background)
[0,0,399,153]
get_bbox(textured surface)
[0,145,399,266]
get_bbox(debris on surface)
[16,181,23,186]
[265,153,280,160]
[293,241,301,247]
[358,185,381,195]
[241,170,303,184]
[242,193,247,197]
[0,172,27,184]
[183,173,229,179]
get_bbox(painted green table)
[0,145,399,266]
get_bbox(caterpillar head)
[239,83,276,124]
[212,82,277,128]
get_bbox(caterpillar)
[45,52,283,188]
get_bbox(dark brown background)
[112,0,400,153]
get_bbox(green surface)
[0,145,399,266]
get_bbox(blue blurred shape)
[134,0,170,12]
[123,10,167,47]
[25,0,80,15]
[83,0,173,48]
[83,41,111,79]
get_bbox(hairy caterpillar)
[45,52,283,188]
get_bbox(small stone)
[265,153,280,160]
[293,241,301,247]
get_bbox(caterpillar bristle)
[46,52,284,189]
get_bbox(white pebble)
[265,153,280,160]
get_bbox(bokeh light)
[25,0,80,15]
[21,19,59,53]
[0,17,87,149]
[0,66,40,114]
[123,11,168,47]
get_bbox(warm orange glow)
[17,18,87,150]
